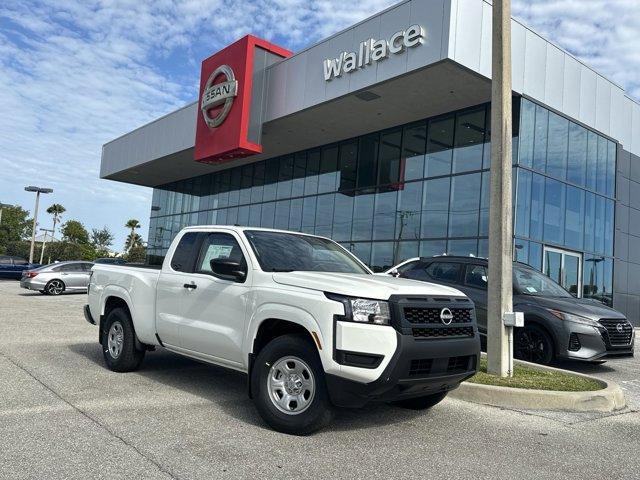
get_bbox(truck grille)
[412,326,475,339]
[403,307,473,324]
[598,319,633,346]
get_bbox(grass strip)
[467,358,603,392]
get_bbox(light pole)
[39,228,54,265]
[487,0,514,377]
[25,186,53,264]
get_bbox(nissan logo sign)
[440,308,454,325]
[201,64,237,128]
[616,323,624,333]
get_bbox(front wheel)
[101,307,145,372]
[514,324,554,365]
[251,334,333,435]
[392,391,448,410]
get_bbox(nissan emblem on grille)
[440,308,454,325]
[201,64,237,128]
[616,323,624,333]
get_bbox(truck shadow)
[68,342,425,433]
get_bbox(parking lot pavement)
[1,280,639,480]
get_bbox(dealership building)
[101,0,640,324]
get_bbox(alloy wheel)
[47,280,64,295]
[515,328,548,363]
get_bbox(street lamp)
[24,186,53,264]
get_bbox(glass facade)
[514,98,616,305]
[148,102,510,272]
[146,97,617,305]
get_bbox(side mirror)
[210,258,246,282]
[389,268,400,277]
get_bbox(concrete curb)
[450,358,626,413]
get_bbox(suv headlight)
[325,293,391,325]
[547,309,600,327]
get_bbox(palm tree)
[124,219,141,251]
[46,204,66,238]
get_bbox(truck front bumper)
[325,332,480,408]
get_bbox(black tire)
[251,334,333,435]
[101,307,145,372]
[514,323,554,365]
[45,279,65,295]
[391,391,448,410]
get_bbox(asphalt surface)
[1,280,639,480]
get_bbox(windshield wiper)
[269,268,295,272]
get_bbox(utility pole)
[25,186,53,264]
[39,228,54,265]
[487,0,513,377]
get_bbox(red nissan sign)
[194,35,291,164]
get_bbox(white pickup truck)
[85,226,480,434]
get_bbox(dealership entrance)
[543,247,582,298]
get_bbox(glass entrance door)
[543,247,582,297]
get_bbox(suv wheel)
[101,307,145,372]
[514,324,554,365]
[251,334,333,435]
[392,391,448,410]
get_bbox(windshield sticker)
[525,286,538,293]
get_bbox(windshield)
[244,230,370,274]
[513,264,572,297]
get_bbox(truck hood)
[271,271,466,300]
[515,295,626,321]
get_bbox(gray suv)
[390,256,635,364]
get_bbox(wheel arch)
[246,307,325,399]
[99,292,145,350]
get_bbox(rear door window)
[424,262,462,283]
[464,264,488,289]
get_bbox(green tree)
[125,232,143,251]
[125,244,147,263]
[61,220,89,244]
[124,219,141,251]
[0,205,31,254]
[46,204,65,239]
[91,227,114,250]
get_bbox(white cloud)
[0,0,393,250]
[0,0,637,251]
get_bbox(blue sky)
[1,0,638,251]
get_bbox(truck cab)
[86,226,480,434]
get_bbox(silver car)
[20,261,94,295]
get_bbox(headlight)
[326,293,391,325]
[547,309,600,327]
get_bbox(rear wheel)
[392,391,448,410]
[251,334,333,435]
[45,279,65,295]
[101,307,145,372]
[514,324,554,365]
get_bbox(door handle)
[183,283,197,290]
